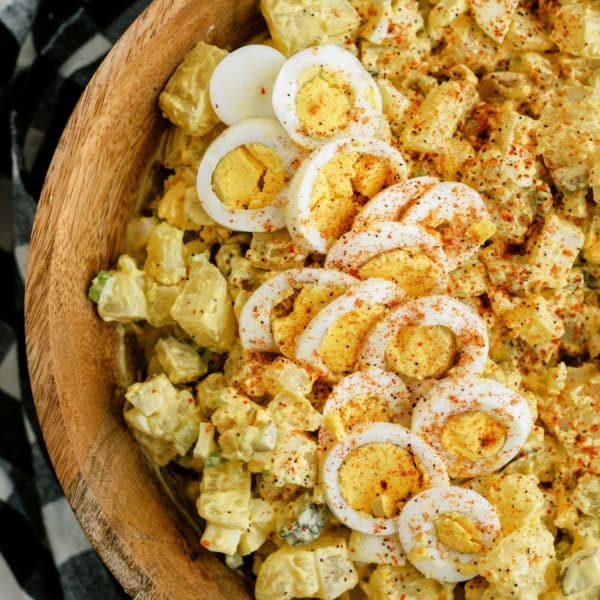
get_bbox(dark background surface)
[0,1,151,597]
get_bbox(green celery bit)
[206,452,221,468]
[88,271,112,303]
[278,495,327,546]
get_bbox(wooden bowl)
[24,1,264,597]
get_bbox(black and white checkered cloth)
[0,1,152,597]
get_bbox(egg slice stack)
[197,43,534,584]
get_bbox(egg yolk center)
[212,143,285,210]
[385,325,458,380]
[271,283,347,359]
[338,442,427,518]
[358,247,444,296]
[433,511,485,554]
[296,67,353,138]
[320,304,386,375]
[441,411,507,463]
[311,152,398,245]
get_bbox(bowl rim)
[23,0,260,597]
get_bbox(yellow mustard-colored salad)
[88,0,600,598]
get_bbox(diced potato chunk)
[503,295,564,348]
[92,255,148,323]
[260,0,360,56]
[255,538,357,600]
[170,255,236,352]
[145,277,181,328]
[239,498,277,556]
[584,216,600,264]
[157,169,215,231]
[477,521,555,598]
[527,214,584,289]
[561,548,600,595]
[402,80,477,153]
[124,374,201,461]
[467,473,545,535]
[552,3,600,59]
[159,41,227,135]
[470,0,520,44]
[145,222,187,286]
[197,460,251,529]
[367,564,453,599]
[153,336,207,384]
[268,390,322,431]
[201,523,243,556]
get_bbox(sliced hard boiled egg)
[196,118,303,231]
[402,181,493,271]
[398,486,501,583]
[358,295,489,385]
[271,44,383,149]
[322,422,449,535]
[319,367,412,451]
[295,277,406,379]
[411,376,533,478]
[352,176,439,231]
[239,267,357,353]
[209,45,286,125]
[287,137,407,253]
[325,222,449,296]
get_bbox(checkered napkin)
[0,1,152,597]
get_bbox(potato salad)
[89,0,600,598]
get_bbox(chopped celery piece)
[88,271,113,303]
[278,494,326,546]
[206,452,221,468]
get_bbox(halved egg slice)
[286,137,407,253]
[402,181,494,271]
[239,267,357,353]
[358,295,488,385]
[318,367,412,452]
[352,176,439,232]
[325,222,449,296]
[398,486,501,582]
[272,44,383,149]
[295,278,406,379]
[196,118,303,231]
[322,422,449,535]
[411,376,533,478]
[209,45,286,125]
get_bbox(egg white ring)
[318,367,412,450]
[295,277,407,378]
[286,137,408,254]
[272,44,383,149]
[352,176,440,231]
[398,486,501,583]
[410,376,533,478]
[357,294,489,382]
[196,118,302,232]
[209,45,286,125]
[322,422,449,535]
[325,222,449,293]
[239,267,358,352]
[402,181,490,271]
[322,367,410,419]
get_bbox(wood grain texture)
[24,1,264,597]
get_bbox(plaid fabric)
[0,1,152,597]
